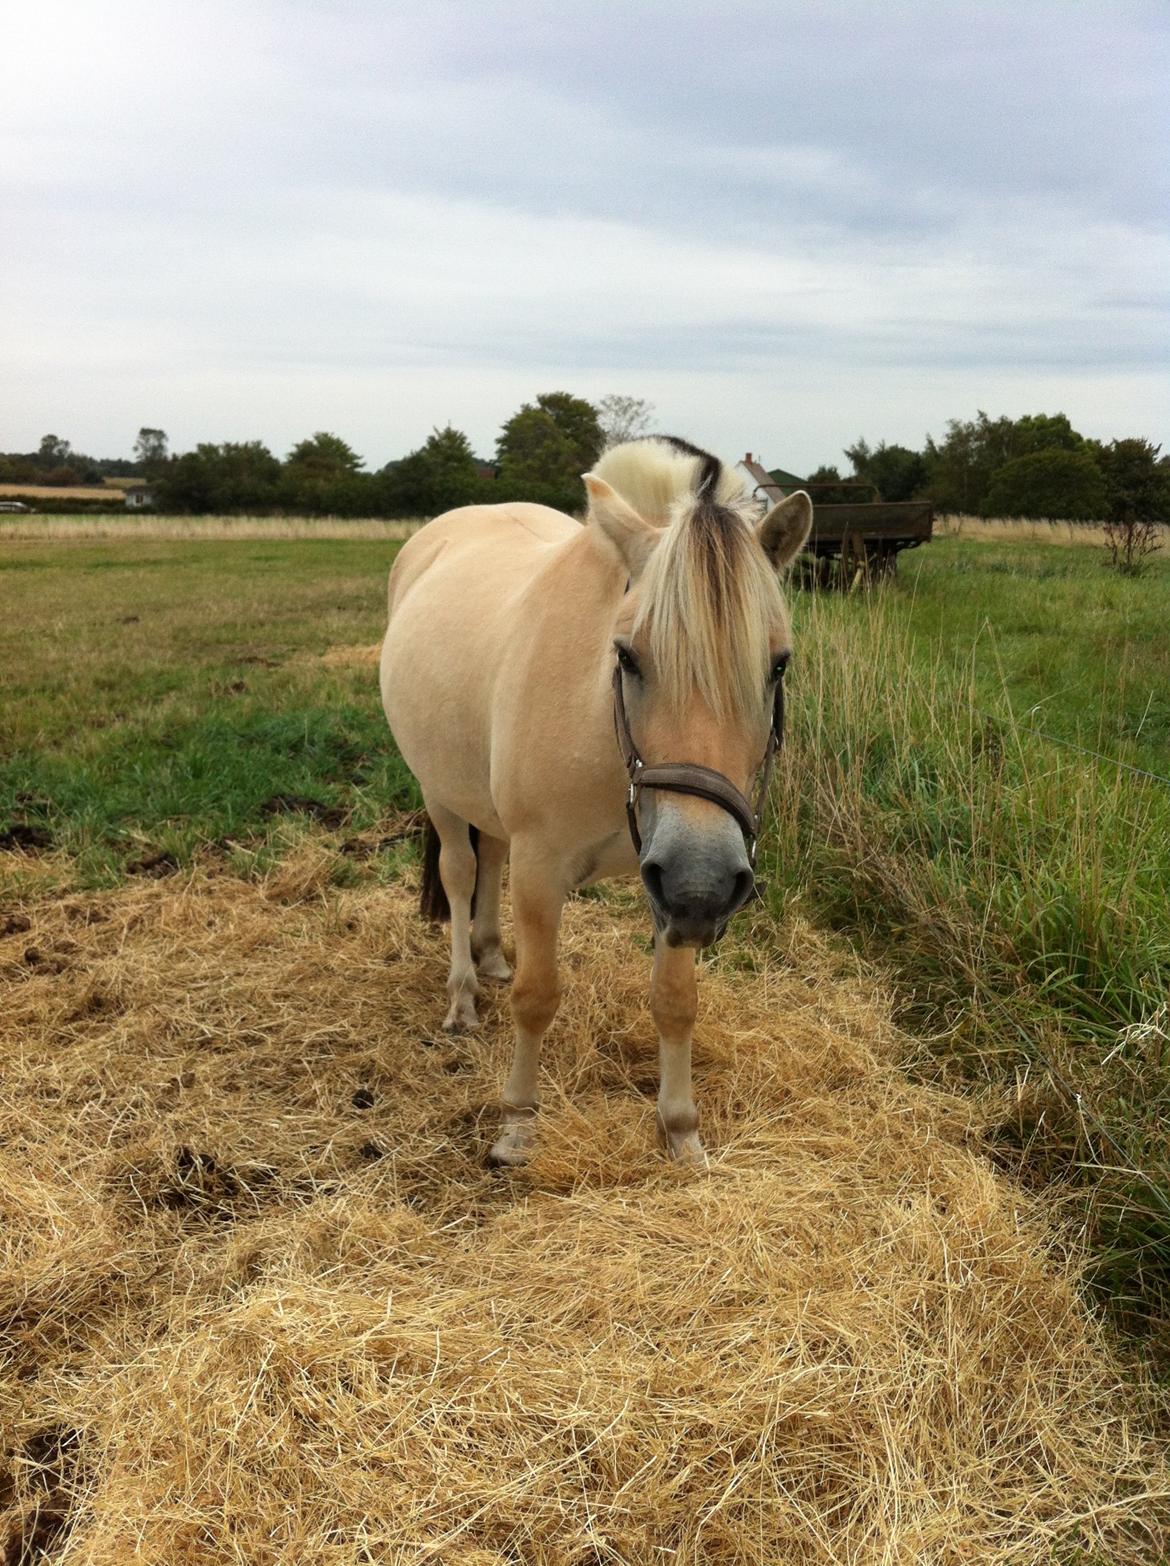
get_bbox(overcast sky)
[2,0,1167,473]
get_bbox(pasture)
[2,522,1169,1562]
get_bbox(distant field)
[0,513,425,540]
[936,511,1156,548]
[0,482,130,502]
[907,525,1170,774]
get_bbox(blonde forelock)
[633,494,782,721]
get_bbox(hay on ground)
[1,861,1166,1564]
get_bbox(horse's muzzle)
[641,854,756,949]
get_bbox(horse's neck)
[517,521,626,730]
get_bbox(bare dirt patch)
[1,864,1166,1562]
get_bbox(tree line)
[3,397,1167,525]
[811,411,1170,527]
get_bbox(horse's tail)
[419,816,480,923]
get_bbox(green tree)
[921,410,1089,513]
[1094,439,1170,574]
[154,441,282,513]
[1011,412,1084,456]
[42,465,81,487]
[133,427,169,472]
[379,425,480,517]
[0,455,36,484]
[804,464,856,504]
[496,392,602,496]
[534,391,604,471]
[922,412,1016,512]
[496,406,580,495]
[282,432,366,514]
[982,448,1107,520]
[1095,438,1170,525]
[285,431,363,477]
[844,439,927,501]
[36,434,72,470]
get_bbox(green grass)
[902,534,1170,778]
[0,538,417,888]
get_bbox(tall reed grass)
[764,588,1170,1338]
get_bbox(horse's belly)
[381,612,501,831]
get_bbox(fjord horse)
[380,437,811,1165]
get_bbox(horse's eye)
[615,643,641,678]
[771,653,791,682]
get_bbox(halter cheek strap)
[612,664,785,862]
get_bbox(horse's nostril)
[641,858,666,909]
[730,867,755,913]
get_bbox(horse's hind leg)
[427,801,480,1034]
[471,833,511,982]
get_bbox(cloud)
[1,0,1167,468]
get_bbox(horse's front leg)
[651,936,706,1165]
[489,848,564,1166]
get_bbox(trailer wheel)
[840,528,869,591]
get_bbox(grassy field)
[3,519,1170,1558]
[1,537,416,887]
[3,522,1169,1339]
[0,514,423,540]
[911,522,1170,776]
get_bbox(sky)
[2,0,1167,474]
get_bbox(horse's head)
[586,465,811,948]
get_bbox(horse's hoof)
[489,1112,537,1167]
[667,1131,708,1168]
[442,1001,478,1035]
[488,1138,530,1168]
[656,1111,708,1168]
[476,949,513,983]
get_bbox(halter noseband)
[611,662,785,864]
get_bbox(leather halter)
[612,662,785,863]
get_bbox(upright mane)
[592,437,782,721]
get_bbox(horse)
[379,436,811,1166]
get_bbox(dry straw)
[2,853,1167,1563]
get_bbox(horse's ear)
[583,474,657,579]
[757,490,812,570]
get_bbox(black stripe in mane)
[687,495,744,622]
[651,433,723,500]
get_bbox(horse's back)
[380,502,579,831]
[388,502,578,612]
